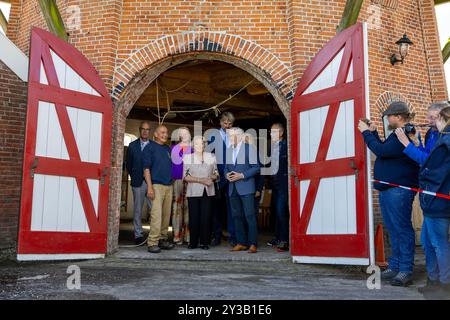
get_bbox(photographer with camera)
[358,101,420,287]
[395,102,449,165]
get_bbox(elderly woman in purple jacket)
[171,127,192,245]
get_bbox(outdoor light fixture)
[390,34,413,65]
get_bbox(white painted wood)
[299,105,328,164]
[17,254,105,261]
[293,256,369,266]
[87,179,99,217]
[30,174,45,231]
[50,49,100,96]
[326,100,355,160]
[299,180,310,216]
[303,48,344,95]
[67,107,102,164]
[0,32,29,82]
[30,174,89,232]
[35,102,70,160]
[334,176,348,233]
[363,22,375,266]
[41,174,59,231]
[71,177,89,232]
[40,62,48,85]
[346,61,353,83]
[306,175,357,235]
[56,176,74,231]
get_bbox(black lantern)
[390,34,413,65]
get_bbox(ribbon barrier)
[372,179,450,200]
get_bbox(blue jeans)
[421,216,450,284]
[230,186,258,246]
[379,187,416,273]
[273,187,289,243]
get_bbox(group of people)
[358,101,450,298]
[126,112,290,255]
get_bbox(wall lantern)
[390,34,413,65]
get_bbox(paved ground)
[0,243,432,300]
[0,223,438,300]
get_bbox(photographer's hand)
[395,128,410,147]
[357,120,370,133]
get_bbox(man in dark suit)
[225,127,261,253]
[125,121,152,245]
[207,112,236,246]
[268,123,289,251]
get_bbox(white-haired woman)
[183,136,219,249]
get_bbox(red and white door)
[17,28,112,261]
[290,23,374,265]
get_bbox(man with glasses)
[395,101,449,165]
[126,121,152,245]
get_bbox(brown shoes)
[230,244,249,251]
[230,244,257,253]
[248,245,257,253]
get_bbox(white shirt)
[232,142,243,165]
[140,138,149,151]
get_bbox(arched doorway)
[108,52,292,253]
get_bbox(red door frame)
[290,23,370,259]
[17,28,112,255]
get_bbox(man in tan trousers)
[143,125,175,253]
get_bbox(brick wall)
[0,60,27,258]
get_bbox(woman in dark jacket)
[417,106,450,298]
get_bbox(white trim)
[363,22,375,267]
[0,32,29,82]
[17,254,105,261]
[292,256,370,266]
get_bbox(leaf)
[38,0,68,41]
[336,0,364,33]
[443,38,450,64]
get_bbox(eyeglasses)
[140,128,151,132]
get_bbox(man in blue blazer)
[125,121,152,245]
[224,127,261,253]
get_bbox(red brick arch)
[112,31,295,102]
[106,33,295,253]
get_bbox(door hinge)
[30,158,38,178]
[100,167,109,185]
[350,159,359,180]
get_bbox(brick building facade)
[0,0,447,258]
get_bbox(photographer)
[395,102,449,165]
[415,106,450,298]
[358,101,420,287]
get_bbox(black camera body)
[404,123,416,135]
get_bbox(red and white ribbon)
[372,179,450,200]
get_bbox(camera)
[404,123,416,135]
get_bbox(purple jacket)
[171,144,192,180]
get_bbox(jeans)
[272,187,289,243]
[379,187,416,273]
[421,216,450,284]
[229,185,258,246]
[131,181,152,239]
